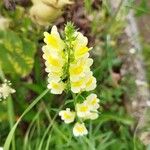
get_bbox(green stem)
[65,42,71,91]
[39,94,70,150]
[0,66,5,81]
[7,96,15,150]
[38,102,66,150]
[84,137,96,150]
[72,92,76,106]
[23,111,41,150]
[3,89,49,150]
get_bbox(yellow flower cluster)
[43,23,100,137]
[42,26,65,94]
[59,94,100,137]
[42,25,96,94]
[76,94,100,120]
[69,32,96,93]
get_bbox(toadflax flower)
[59,93,100,136]
[73,122,88,137]
[0,80,15,100]
[42,23,96,94]
[43,26,66,94]
[59,108,75,124]
[76,93,100,120]
[43,23,100,137]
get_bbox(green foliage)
[135,0,150,16]
[0,30,36,77]
[0,5,41,77]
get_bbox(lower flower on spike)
[76,93,100,120]
[76,103,90,118]
[73,122,88,137]
[85,94,100,110]
[59,108,75,124]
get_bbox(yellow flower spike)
[47,81,65,94]
[59,108,75,124]
[43,26,64,51]
[73,122,88,137]
[42,23,100,137]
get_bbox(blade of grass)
[23,111,41,150]
[83,137,96,150]
[93,113,133,135]
[45,134,52,150]
[3,88,49,150]
[38,104,65,150]
[7,96,15,150]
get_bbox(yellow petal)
[75,46,90,58]
[44,32,60,50]
[70,64,84,75]
[47,55,61,67]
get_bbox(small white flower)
[0,147,3,150]
[73,122,88,137]
[135,79,148,87]
[0,80,15,100]
[59,108,75,124]
[129,48,136,54]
